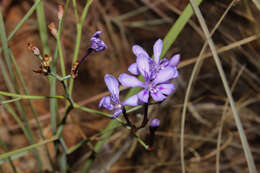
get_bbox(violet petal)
[118,73,144,87]
[172,67,179,78]
[99,96,114,110]
[123,94,140,106]
[153,39,163,64]
[153,67,175,84]
[111,109,122,119]
[157,83,175,95]
[128,63,140,75]
[104,74,120,99]
[151,90,166,102]
[132,45,149,57]
[136,54,150,79]
[150,118,160,128]
[169,54,180,67]
[137,89,149,103]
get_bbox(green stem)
[34,0,50,54]
[7,0,42,41]
[0,136,58,161]
[68,0,93,95]
[0,90,64,99]
[0,8,43,171]
[0,97,21,104]
[0,137,18,173]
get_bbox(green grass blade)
[162,0,203,56]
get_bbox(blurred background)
[0,0,260,172]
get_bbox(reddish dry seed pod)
[58,5,64,20]
[33,66,48,75]
[71,61,79,79]
[27,43,40,56]
[48,22,57,37]
[42,54,52,68]
[33,54,52,75]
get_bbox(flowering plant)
[99,38,180,135]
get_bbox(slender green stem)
[0,8,43,171]
[50,47,59,135]
[0,9,28,124]
[0,97,21,104]
[68,0,93,95]
[74,104,123,123]
[57,19,66,78]
[56,0,71,79]
[9,51,46,138]
[0,91,64,100]
[72,0,79,22]
[9,51,55,170]
[0,137,18,173]
[35,0,50,54]
[0,96,31,143]
[0,136,58,161]
[7,0,42,41]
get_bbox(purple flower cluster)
[119,39,180,103]
[99,39,180,119]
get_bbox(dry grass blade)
[251,0,260,10]
[180,0,238,172]
[216,65,246,173]
[189,0,257,172]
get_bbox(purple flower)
[119,54,177,103]
[128,39,180,80]
[91,31,107,52]
[99,74,140,119]
[150,118,160,129]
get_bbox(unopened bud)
[148,118,160,150]
[27,43,40,56]
[48,22,58,37]
[90,31,107,52]
[58,5,64,20]
[150,118,160,130]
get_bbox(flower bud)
[90,31,107,52]
[27,43,40,56]
[48,22,57,37]
[150,118,160,130]
[148,118,160,150]
[58,5,64,20]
